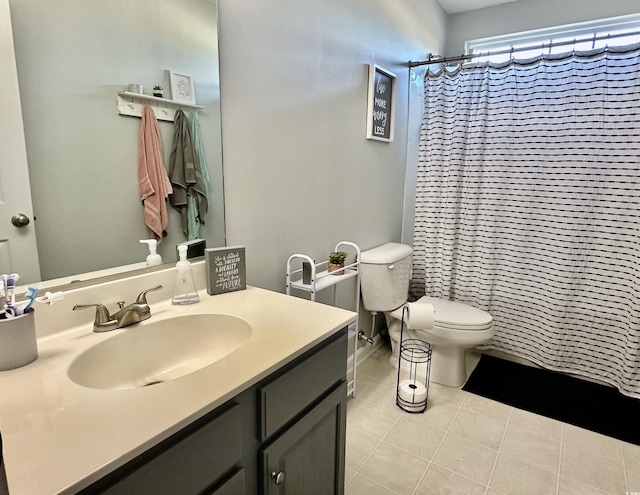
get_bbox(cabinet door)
[207,468,245,495]
[261,382,346,495]
[0,0,41,282]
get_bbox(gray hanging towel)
[168,109,209,238]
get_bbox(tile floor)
[345,345,640,495]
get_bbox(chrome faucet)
[73,285,163,332]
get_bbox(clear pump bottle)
[172,245,200,305]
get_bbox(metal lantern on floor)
[396,306,431,413]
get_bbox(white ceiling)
[437,0,521,14]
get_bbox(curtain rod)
[408,29,640,68]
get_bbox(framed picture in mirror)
[169,71,196,104]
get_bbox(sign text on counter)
[205,246,247,295]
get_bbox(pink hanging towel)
[138,105,173,241]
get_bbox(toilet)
[360,243,494,387]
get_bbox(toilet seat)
[389,296,492,331]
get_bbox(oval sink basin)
[68,314,252,390]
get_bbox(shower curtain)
[413,44,640,398]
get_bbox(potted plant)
[328,251,348,275]
[153,85,164,97]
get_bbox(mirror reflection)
[8,0,225,287]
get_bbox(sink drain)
[143,380,164,387]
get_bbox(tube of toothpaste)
[35,291,65,305]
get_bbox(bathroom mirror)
[7,0,224,289]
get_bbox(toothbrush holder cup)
[0,311,38,371]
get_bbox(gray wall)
[218,0,446,294]
[15,0,633,297]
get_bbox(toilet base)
[385,314,489,388]
[430,345,468,387]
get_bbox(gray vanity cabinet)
[79,327,347,495]
[258,330,348,494]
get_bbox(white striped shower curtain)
[413,44,640,398]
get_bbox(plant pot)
[328,263,344,275]
[153,91,164,98]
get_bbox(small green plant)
[153,85,163,91]
[328,251,348,264]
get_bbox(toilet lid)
[391,296,493,330]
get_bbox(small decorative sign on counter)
[366,64,396,142]
[205,246,247,295]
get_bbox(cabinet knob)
[270,471,285,485]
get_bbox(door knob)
[11,213,30,227]
[270,471,285,485]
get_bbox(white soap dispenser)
[140,239,163,266]
[172,244,200,305]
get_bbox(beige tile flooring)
[345,346,640,495]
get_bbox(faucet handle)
[73,303,118,332]
[135,284,163,305]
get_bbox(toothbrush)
[0,277,5,315]
[21,286,38,313]
[0,284,5,318]
[1,275,6,308]
[3,275,18,316]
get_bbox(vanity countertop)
[0,286,356,495]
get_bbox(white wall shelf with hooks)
[286,241,361,397]
[116,91,204,122]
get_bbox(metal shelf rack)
[286,241,360,397]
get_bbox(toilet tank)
[360,243,413,312]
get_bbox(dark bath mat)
[462,354,640,446]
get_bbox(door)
[261,383,347,495]
[0,0,41,283]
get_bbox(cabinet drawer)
[260,329,347,440]
[81,403,242,495]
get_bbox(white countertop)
[0,284,356,494]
